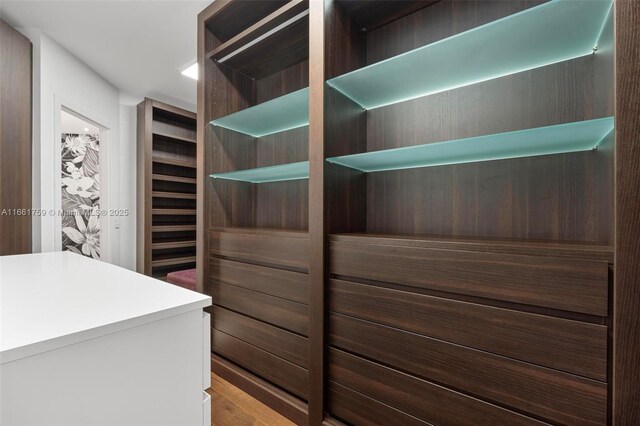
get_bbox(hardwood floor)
[208,373,296,426]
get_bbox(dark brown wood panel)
[212,354,309,425]
[328,382,430,426]
[256,61,309,103]
[330,348,547,426]
[330,279,607,381]
[209,257,308,304]
[339,0,439,33]
[214,306,308,368]
[614,0,640,422]
[365,56,613,243]
[256,180,309,230]
[208,0,308,61]
[212,329,308,400]
[330,314,607,425]
[205,0,287,44]
[307,1,327,424]
[209,228,309,272]
[330,235,610,316]
[212,282,308,336]
[365,0,545,64]
[0,19,32,256]
[221,15,309,80]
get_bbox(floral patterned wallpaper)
[61,134,101,259]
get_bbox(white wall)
[21,29,139,269]
[118,94,140,271]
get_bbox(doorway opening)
[59,108,105,260]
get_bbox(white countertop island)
[0,252,212,426]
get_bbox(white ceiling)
[0,0,212,110]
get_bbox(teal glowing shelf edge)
[210,161,309,183]
[326,0,613,110]
[210,88,309,137]
[327,118,614,173]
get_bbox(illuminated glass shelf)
[210,88,309,137]
[210,161,309,183]
[326,117,614,173]
[327,0,612,110]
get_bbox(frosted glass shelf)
[327,0,612,110]
[210,88,309,137]
[210,161,309,183]
[327,117,614,172]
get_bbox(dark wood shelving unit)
[199,0,640,424]
[138,98,197,280]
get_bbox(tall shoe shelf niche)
[198,0,640,425]
[137,99,198,280]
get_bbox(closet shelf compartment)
[210,161,309,183]
[152,240,196,250]
[210,88,309,137]
[152,225,196,232]
[326,0,612,110]
[152,174,196,184]
[153,131,196,144]
[152,156,197,169]
[151,256,197,268]
[152,191,197,200]
[327,117,614,172]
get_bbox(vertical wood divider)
[614,0,640,422]
[309,0,327,424]
[196,10,206,293]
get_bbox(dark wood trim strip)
[212,354,309,425]
[614,0,640,422]
[308,0,326,424]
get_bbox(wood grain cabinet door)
[0,19,32,255]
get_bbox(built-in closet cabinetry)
[137,99,197,280]
[198,1,640,424]
[0,19,32,255]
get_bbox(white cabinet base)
[1,310,208,426]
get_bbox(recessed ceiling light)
[84,128,89,132]
[180,62,198,80]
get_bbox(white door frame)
[53,96,113,262]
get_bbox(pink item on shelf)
[166,268,197,291]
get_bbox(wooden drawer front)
[330,279,607,381]
[213,307,308,368]
[330,238,609,316]
[211,282,308,336]
[330,314,607,425]
[209,257,308,304]
[212,329,308,400]
[329,348,547,426]
[328,382,429,426]
[209,229,309,272]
